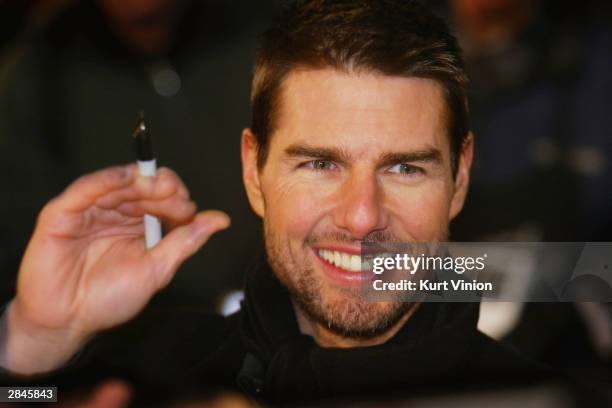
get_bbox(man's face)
[242,69,471,338]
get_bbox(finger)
[47,165,136,214]
[156,167,190,199]
[115,197,197,228]
[95,167,190,209]
[147,210,231,288]
[132,166,189,200]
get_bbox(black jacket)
[2,259,551,406]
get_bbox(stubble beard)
[264,224,420,340]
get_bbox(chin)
[295,281,412,339]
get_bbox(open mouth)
[317,249,362,272]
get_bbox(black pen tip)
[133,111,154,161]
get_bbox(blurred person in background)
[448,0,612,242]
[441,0,612,403]
[0,0,283,309]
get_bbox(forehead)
[272,69,449,157]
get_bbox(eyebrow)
[378,149,443,168]
[284,144,352,165]
[284,143,443,168]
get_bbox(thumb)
[147,210,231,288]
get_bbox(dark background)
[0,0,611,404]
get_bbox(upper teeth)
[317,249,361,272]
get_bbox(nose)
[333,170,388,239]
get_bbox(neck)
[293,302,420,348]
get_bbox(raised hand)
[0,164,230,374]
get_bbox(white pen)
[133,111,162,248]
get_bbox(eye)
[387,163,424,176]
[303,160,338,172]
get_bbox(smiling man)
[245,69,467,347]
[239,0,472,350]
[0,0,547,405]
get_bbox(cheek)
[264,176,335,242]
[386,181,452,241]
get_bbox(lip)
[312,243,361,255]
[310,243,393,256]
[311,247,374,288]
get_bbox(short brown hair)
[251,0,469,174]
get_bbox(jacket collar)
[237,257,482,402]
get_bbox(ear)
[241,128,265,218]
[449,132,474,220]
